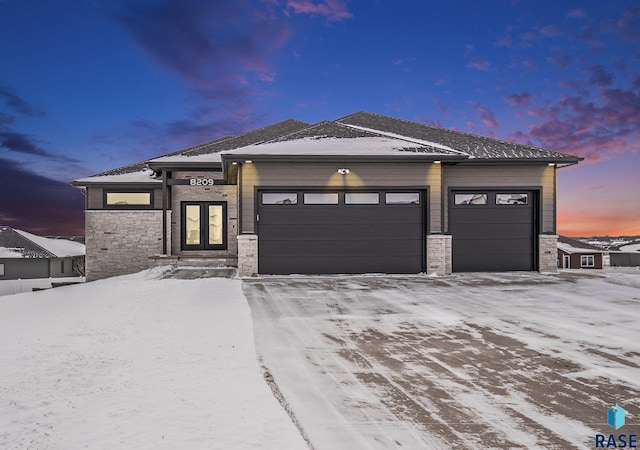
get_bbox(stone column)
[237,234,258,277]
[539,234,559,273]
[426,234,452,275]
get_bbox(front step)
[149,255,238,268]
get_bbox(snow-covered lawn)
[0,268,305,449]
[244,269,640,449]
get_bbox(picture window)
[105,192,152,207]
[581,255,595,267]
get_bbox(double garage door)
[257,190,425,274]
[257,189,537,274]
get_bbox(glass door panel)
[182,201,227,250]
[208,205,223,245]
[185,204,201,245]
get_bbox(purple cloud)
[466,58,491,71]
[0,157,85,235]
[567,9,587,19]
[286,0,351,21]
[585,64,613,88]
[504,92,532,107]
[471,102,499,130]
[0,131,80,163]
[100,0,291,87]
[601,7,640,41]
[0,86,45,117]
[547,52,572,70]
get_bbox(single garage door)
[449,190,537,271]
[258,190,425,274]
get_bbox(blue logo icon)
[608,404,626,430]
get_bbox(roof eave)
[221,153,467,164]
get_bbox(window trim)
[580,255,595,267]
[103,189,154,209]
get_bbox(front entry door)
[181,201,227,250]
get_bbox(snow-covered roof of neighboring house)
[619,243,640,252]
[0,227,85,258]
[72,111,582,186]
[557,236,603,255]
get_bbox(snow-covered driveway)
[244,271,640,449]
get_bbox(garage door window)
[496,193,528,205]
[304,193,339,204]
[345,193,379,204]
[454,193,487,205]
[386,193,420,204]
[262,193,297,205]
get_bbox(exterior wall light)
[337,168,350,175]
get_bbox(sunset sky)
[0,0,638,236]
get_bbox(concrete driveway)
[243,271,640,449]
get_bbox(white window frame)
[580,255,595,267]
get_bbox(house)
[557,235,604,269]
[0,226,86,280]
[71,111,582,280]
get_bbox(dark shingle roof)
[337,111,581,162]
[88,119,311,178]
[0,227,56,258]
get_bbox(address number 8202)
[189,178,215,186]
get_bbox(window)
[61,260,65,274]
[454,193,487,205]
[581,255,595,267]
[0,263,4,276]
[496,193,528,205]
[385,193,420,204]
[304,193,339,204]
[262,193,297,205]
[345,193,379,204]
[105,191,152,207]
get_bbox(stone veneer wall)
[426,234,452,276]
[237,235,258,277]
[86,210,164,281]
[538,234,559,273]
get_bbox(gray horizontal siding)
[241,162,442,234]
[443,164,555,233]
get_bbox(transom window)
[454,193,487,205]
[105,191,152,207]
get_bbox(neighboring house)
[610,243,640,267]
[557,236,604,269]
[0,227,86,280]
[71,111,582,280]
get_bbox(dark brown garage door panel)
[258,191,425,274]
[450,190,536,272]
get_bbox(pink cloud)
[466,58,491,71]
[286,0,352,21]
[540,25,560,37]
[471,102,499,130]
[567,9,587,19]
